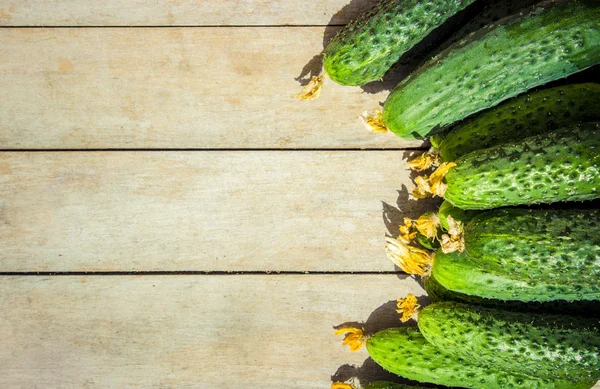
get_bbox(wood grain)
[0,0,379,26]
[0,27,415,150]
[0,275,426,388]
[0,151,436,272]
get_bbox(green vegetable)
[323,0,476,86]
[418,302,600,381]
[442,123,600,210]
[431,250,600,302]
[424,273,600,317]
[415,232,439,250]
[438,200,478,230]
[367,327,595,389]
[437,83,600,161]
[464,207,600,284]
[381,0,600,139]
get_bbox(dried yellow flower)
[331,383,356,389]
[429,162,457,197]
[334,327,366,352]
[407,149,441,171]
[440,215,465,253]
[399,217,417,244]
[412,162,456,198]
[360,110,388,133]
[414,213,440,240]
[385,236,433,276]
[397,293,421,322]
[294,75,324,100]
[412,175,432,199]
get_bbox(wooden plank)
[0,0,379,26]
[0,151,436,272]
[0,27,414,150]
[0,275,427,388]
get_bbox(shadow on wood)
[331,295,435,387]
[381,151,442,238]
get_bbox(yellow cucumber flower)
[294,75,324,100]
[360,110,388,133]
[331,383,356,389]
[334,326,366,352]
[414,213,440,240]
[385,236,432,276]
[397,293,421,322]
[412,162,456,198]
[440,215,465,253]
[407,148,441,171]
[399,217,417,243]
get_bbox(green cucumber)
[418,302,600,381]
[323,0,476,86]
[423,274,600,317]
[366,327,595,389]
[438,200,478,230]
[431,250,600,302]
[381,0,600,139]
[437,83,600,161]
[464,207,600,284]
[416,232,439,250]
[443,123,600,210]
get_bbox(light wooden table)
[0,1,596,388]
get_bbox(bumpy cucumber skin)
[438,83,600,161]
[418,302,600,382]
[367,327,595,389]
[323,0,475,86]
[444,123,600,210]
[438,200,478,230]
[423,274,600,317]
[431,251,600,302]
[465,208,600,284]
[382,0,600,139]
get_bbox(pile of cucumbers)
[328,0,600,388]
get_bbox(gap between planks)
[1,25,353,28]
[0,271,404,276]
[0,148,428,152]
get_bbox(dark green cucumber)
[418,302,600,381]
[438,200,478,230]
[423,274,600,317]
[382,0,600,139]
[393,0,541,70]
[431,251,600,302]
[323,0,476,86]
[416,232,439,250]
[432,0,541,54]
[464,208,600,284]
[437,83,600,161]
[443,123,600,210]
[367,327,595,389]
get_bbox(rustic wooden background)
[0,1,430,388]
[0,1,597,388]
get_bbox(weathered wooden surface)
[0,275,426,388]
[0,27,415,150]
[0,0,379,26]
[0,151,435,272]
